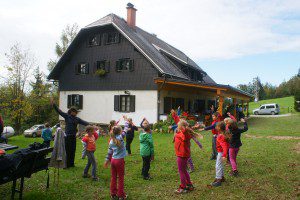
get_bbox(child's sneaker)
[186,183,195,191]
[233,170,239,177]
[211,179,222,187]
[143,176,152,180]
[92,177,99,181]
[221,176,226,182]
[175,186,188,194]
[82,174,90,178]
[110,195,118,200]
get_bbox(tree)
[1,43,35,133]
[47,23,79,71]
[27,67,59,125]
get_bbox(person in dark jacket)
[125,118,137,155]
[0,114,7,144]
[228,118,248,176]
[51,99,89,168]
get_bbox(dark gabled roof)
[48,13,215,84]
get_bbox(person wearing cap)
[51,99,89,168]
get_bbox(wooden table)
[0,143,19,151]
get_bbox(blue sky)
[0,0,299,87]
[199,52,299,86]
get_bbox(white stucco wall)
[59,90,158,125]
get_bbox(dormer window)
[76,63,89,75]
[104,32,120,45]
[88,35,100,46]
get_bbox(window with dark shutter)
[96,60,110,73]
[114,95,136,112]
[87,35,100,46]
[116,59,134,72]
[67,94,83,110]
[76,63,89,75]
[105,32,121,45]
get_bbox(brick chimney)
[127,3,137,28]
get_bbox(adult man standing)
[51,99,89,168]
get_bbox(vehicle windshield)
[30,125,39,130]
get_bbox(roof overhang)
[154,78,253,101]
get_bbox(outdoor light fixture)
[124,90,130,95]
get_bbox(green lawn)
[249,96,295,114]
[1,116,299,200]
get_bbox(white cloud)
[0,0,300,80]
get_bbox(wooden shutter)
[129,60,134,72]
[79,95,83,109]
[67,95,72,108]
[130,95,135,112]
[114,95,120,111]
[116,60,121,72]
[105,61,110,73]
[86,63,89,74]
[93,62,97,73]
[103,33,108,45]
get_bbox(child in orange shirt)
[82,125,99,181]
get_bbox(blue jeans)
[84,151,97,178]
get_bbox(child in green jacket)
[139,118,154,180]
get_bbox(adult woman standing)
[51,99,89,168]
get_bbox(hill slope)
[249,96,294,114]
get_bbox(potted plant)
[95,69,106,77]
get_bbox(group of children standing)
[80,116,154,200]
[44,104,248,199]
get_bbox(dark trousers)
[142,156,151,178]
[43,140,50,148]
[126,137,134,154]
[211,136,217,159]
[65,135,76,168]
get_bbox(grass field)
[248,96,295,114]
[1,115,300,200]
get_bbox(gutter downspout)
[157,75,167,122]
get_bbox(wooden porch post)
[246,101,249,117]
[233,98,237,118]
[241,100,244,110]
[217,96,224,116]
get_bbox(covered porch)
[155,78,253,121]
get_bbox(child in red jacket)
[82,126,99,181]
[174,119,202,194]
[211,121,231,187]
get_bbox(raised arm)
[77,117,89,126]
[204,123,216,131]
[239,119,248,133]
[192,136,203,149]
[140,118,146,128]
[177,106,181,116]
[53,104,68,119]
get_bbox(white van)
[253,103,280,115]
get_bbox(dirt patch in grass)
[245,134,300,140]
[292,142,300,154]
